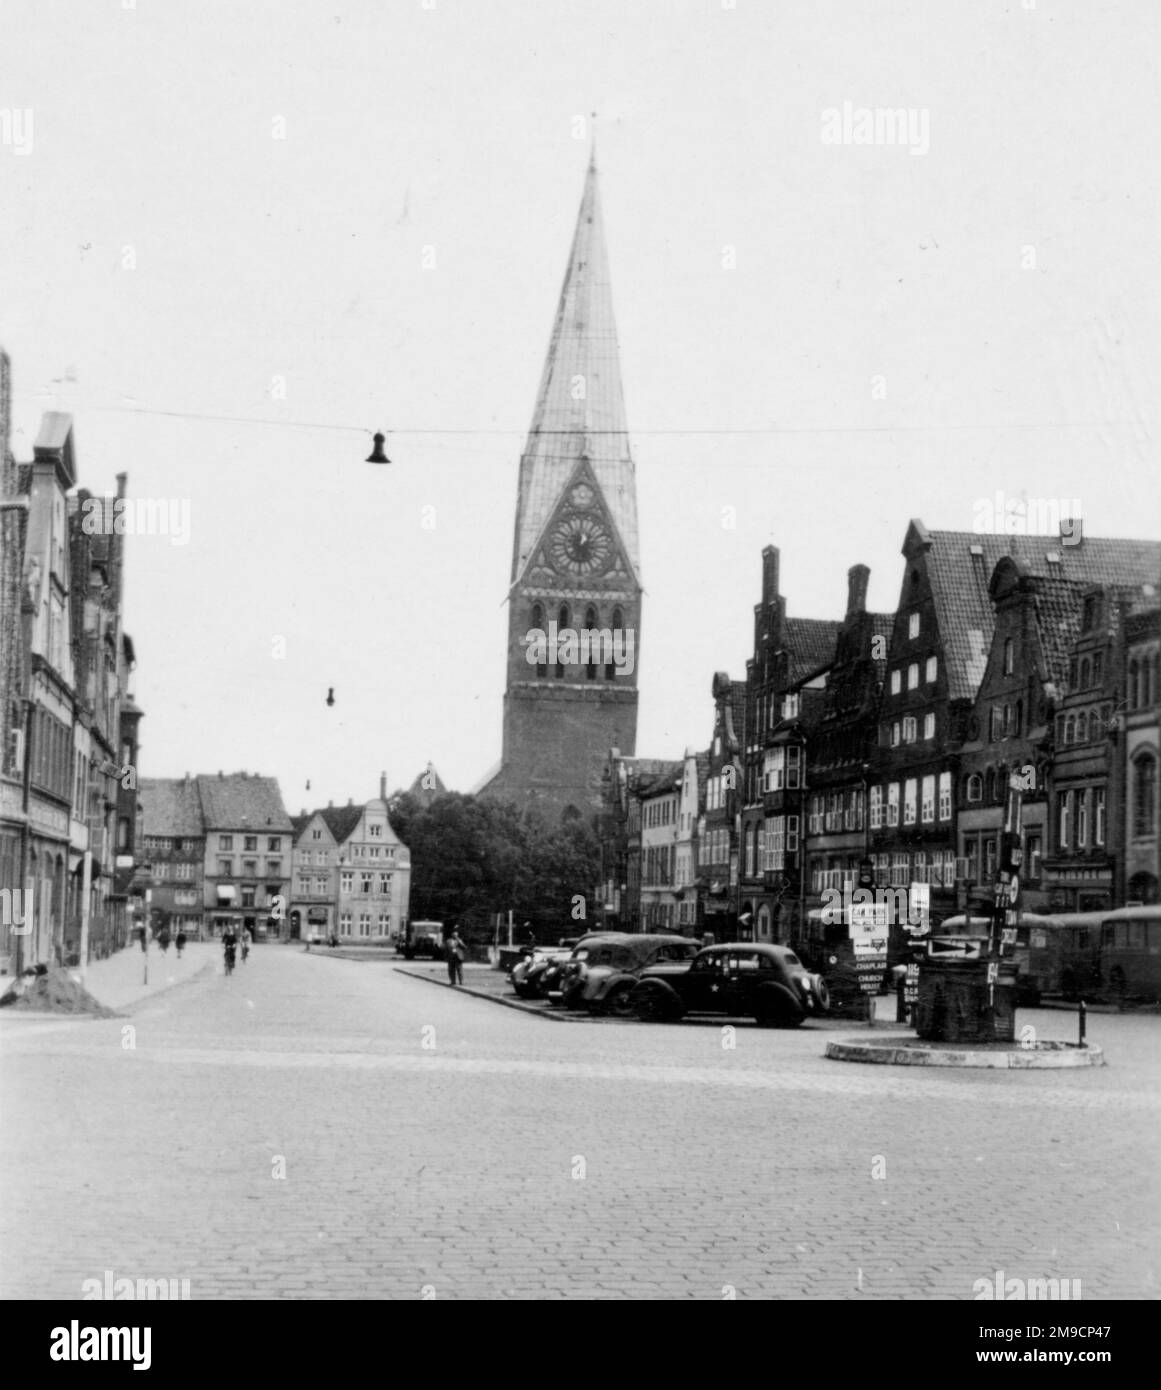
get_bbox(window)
[923,712,935,740]
[762,746,801,792]
[358,913,372,938]
[744,826,756,877]
[891,852,909,887]
[244,836,257,852]
[965,837,979,883]
[887,783,900,827]
[1079,658,1091,689]
[379,873,391,894]
[908,613,920,640]
[1026,833,1042,881]
[1064,715,1075,746]
[1058,791,1072,850]
[808,795,823,835]
[153,862,169,880]
[219,835,233,851]
[1094,788,1106,846]
[782,692,800,720]
[269,837,281,851]
[903,779,917,826]
[1133,753,1157,837]
[902,716,917,743]
[966,774,982,804]
[921,775,935,824]
[340,871,353,893]
[369,823,382,838]
[869,786,883,829]
[890,670,901,695]
[340,912,352,936]
[218,858,233,876]
[313,875,327,894]
[907,664,918,691]
[378,914,391,935]
[241,886,256,907]
[243,859,257,876]
[938,772,951,821]
[926,656,937,683]
[1076,790,1089,848]
[267,859,281,877]
[1003,639,1014,676]
[368,846,380,859]
[891,722,901,748]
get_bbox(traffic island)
[824,1035,1104,1068]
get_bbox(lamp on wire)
[366,432,391,465]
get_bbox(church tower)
[482,150,641,819]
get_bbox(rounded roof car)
[631,941,830,1027]
[558,933,701,1014]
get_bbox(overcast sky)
[2,0,1158,810]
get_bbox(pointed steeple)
[511,156,639,585]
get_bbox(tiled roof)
[512,157,639,584]
[917,527,1161,702]
[869,613,894,673]
[637,761,684,797]
[316,805,364,844]
[195,773,292,832]
[784,617,842,685]
[139,778,204,837]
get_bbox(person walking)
[158,928,170,954]
[222,927,238,976]
[444,927,465,986]
[175,931,187,959]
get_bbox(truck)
[393,919,444,960]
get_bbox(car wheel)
[603,984,639,1017]
[634,987,672,1023]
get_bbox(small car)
[509,940,580,999]
[631,942,830,1027]
[556,933,701,1015]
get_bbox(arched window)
[531,603,546,677]
[1079,658,1091,689]
[1003,639,1014,676]
[606,606,624,681]
[584,605,598,681]
[966,774,983,803]
[555,605,569,678]
[1076,712,1088,743]
[1064,715,1076,745]
[1133,752,1157,837]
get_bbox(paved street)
[1,944,1158,1300]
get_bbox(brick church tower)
[480,150,641,820]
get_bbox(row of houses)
[137,772,413,943]
[1,358,144,976]
[598,521,1161,963]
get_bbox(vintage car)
[509,939,580,999]
[630,942,830,1027]
[556,933,701,1015]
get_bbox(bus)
[1096,905,1161,1004]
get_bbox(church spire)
[511,154,639,585]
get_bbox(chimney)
[761,546,780,608]
[846,564,870,618]
[380,770,387,800]
[328,800,334,808]
[348,797,353,807]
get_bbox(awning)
[216,886,236,902]
[307,909,328,923]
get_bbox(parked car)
[393,920,444,960]
[510,940,580,999]
[556,934,701,1015]
[631,943,830,1027]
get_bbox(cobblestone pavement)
[1,943,1158,1300]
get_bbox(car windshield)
[783,952,801,967]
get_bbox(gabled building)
[698,673,746,940]
[739,546,841,946]
[675,746,708,936]
[638,761,683,933]
[199,772,292,939]
[597,750,673,932]
[1120,599,1160,904]
[291,777,412,943]
[803,565,892,930]
[138,776,206,938]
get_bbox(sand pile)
[0,968,118,1017]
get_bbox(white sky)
[2,0,1158,809]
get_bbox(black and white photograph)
[1,0,1159,1341]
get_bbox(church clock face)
[550,514,613,577]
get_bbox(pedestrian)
[158,928,170,954]
[175,931,186,959]
[444,927,465,986]
[241,932,250,964]
[222,927,238,976]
